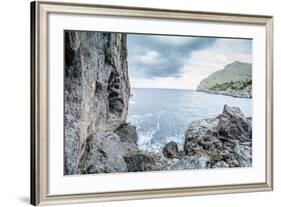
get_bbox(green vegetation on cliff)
[197,61,252,98]
[210,79,252,91]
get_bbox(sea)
[127,88,252,152]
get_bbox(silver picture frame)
[31,0,273,205]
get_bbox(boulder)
[162,141,179,159]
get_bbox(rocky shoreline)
[160,104,252,170]
[197,89,252,98]
[64,31,252,175]
[78,104,252,174]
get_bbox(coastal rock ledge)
[162,104,252,170]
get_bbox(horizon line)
[131,87,195,90]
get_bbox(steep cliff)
[64,31,130,175]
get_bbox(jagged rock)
[64,31,130,175]
[77,126,139,174]
[164,155,209,170]
[162,141,179,159]
[77,133,128,174]
[217,105,252,142]
[124,151,159,172]
[184,118,220,156]
[212,161,229,168]
[183,104,252,168]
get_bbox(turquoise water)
[127,88,252,152]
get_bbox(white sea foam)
[127,88,252,153]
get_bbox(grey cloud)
[128,34,216,78]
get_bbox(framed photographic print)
[30,0,273,205]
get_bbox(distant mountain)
[197,61,252,98]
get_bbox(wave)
[127,111,185,152]
[127,88,252,153]
[136,126,185,153]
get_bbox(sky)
[127,34,252,90]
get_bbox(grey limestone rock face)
[64,31,130,175]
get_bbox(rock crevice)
[64,31,130,175]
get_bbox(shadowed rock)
[124,151,158,172]
[162,141,179,159]
[77,133,128,174]
[64,31,130,175]
[115,124,138,144]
